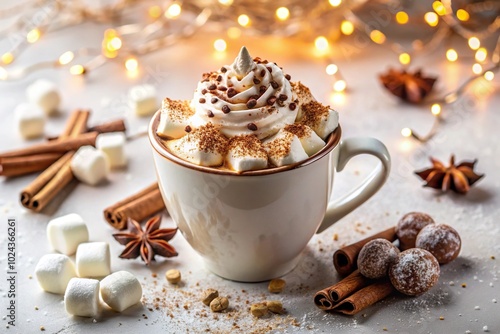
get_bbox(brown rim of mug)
[148,110,341,176]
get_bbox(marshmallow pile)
[34,213,142,317]
[157,47,339,172]
[15,79,61,139]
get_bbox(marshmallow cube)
[129,84,158,116]
[226,135,268,172]
[284,124,325,156]
[26,79,60,115]
[64,278,100,317]
[71,146,109,186]
[35,254,77,294]
[47,213,89,255]
[76,242,111,278]
[156,98,194,139]
[14,103,45,139]
[100,271,143,312]
[96,132,127,168]
[264,130,308,167]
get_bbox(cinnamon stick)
[103,183,166,230]
[313,270,371,311]
[60,109,84,138]
[0,131,98,159]
[333,227,396,276]
[0,153,63,177]
[88,119,126,134]
[332,280,395,315]
[69,110,90,137]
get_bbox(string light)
[333,79,346,92]
[431,103,441,116]
[329,0,342,7]
[213,39,227,52]
[395,12,409,25]
[472,63,482,74]
[432,1,447,15]
[314,36,329,51]
[340,20,354,35]
[326,64,338,75]
[1,53,14,65]
[401,128,412,138]
[148,5,162,19]
[69,64,85,75]
[218,0,233,5]
[26,29,41,44]
[237,14,250,27]
[456,9,469,22]
[424,12,439,27]
[369,30,386,44]
[475,48,487,62]
[484,71,494,81]
[468,37,480,50]
[399,53,411,65]
[58,51,74,65]
[275,7,289,21]
[446,48,458,62]
[125,57,138,72]
[165,3,182,19]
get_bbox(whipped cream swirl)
[191,47,298,139]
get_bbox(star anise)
[415,155,484,194]
[379,68,437,103]
[112,215,178,265]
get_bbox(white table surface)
[0,29,499,334]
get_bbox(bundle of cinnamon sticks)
[0,109,126,212]
[314,227,397,315]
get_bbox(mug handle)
[316,137,391,234]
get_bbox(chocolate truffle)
[389,248,440,296]
[396,212,435,250]
[357,238,400,279]
[416,224,461,264]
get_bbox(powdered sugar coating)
[357,238,400,279]
[396,212,435,250]
[416,224,461,264]
[389,248,440,296]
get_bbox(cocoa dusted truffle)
[389,248,440,296]
[395,212,435,250]
[416,224,461,264]
[357,238,400,279]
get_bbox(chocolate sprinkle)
[267,96,277,105]
[260,69,266,77]
[247,123,258,131]
[184,125,192,133]
[208,84,217,90]
[246,99,257,108]
[259,86,267,94]
[289,102,296,110]
[222,105,231,114]
[218,86,227,91]
[202,89,207,94]
[279,94,288,101]
[221,67,227,73]
[207,110,214,118]
[227,88,237,98]
[211,97,218,104]
[271,81,279,89]
[199,98,206,103]
[285,74,291,80]
[216,75,222,82]
[267,67,272,73]
[253,78,261,84]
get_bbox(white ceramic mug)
[149,111,391,282]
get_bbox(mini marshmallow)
[298,101,339,140]
[64,278,100,317]
[76,242,111,278]
[166,123,228,167]
[14,103,45,139]
[47,213,89,255]
[264,129,308,167]
[226,135,268,172]
[156,98,194,139]
[284,123,325,156]
[26,79,60,115]
[96,132,127,168]
[35,254,77,294]
[71,146,108,186]
[100,271,142,312]
[129,84,158,116]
